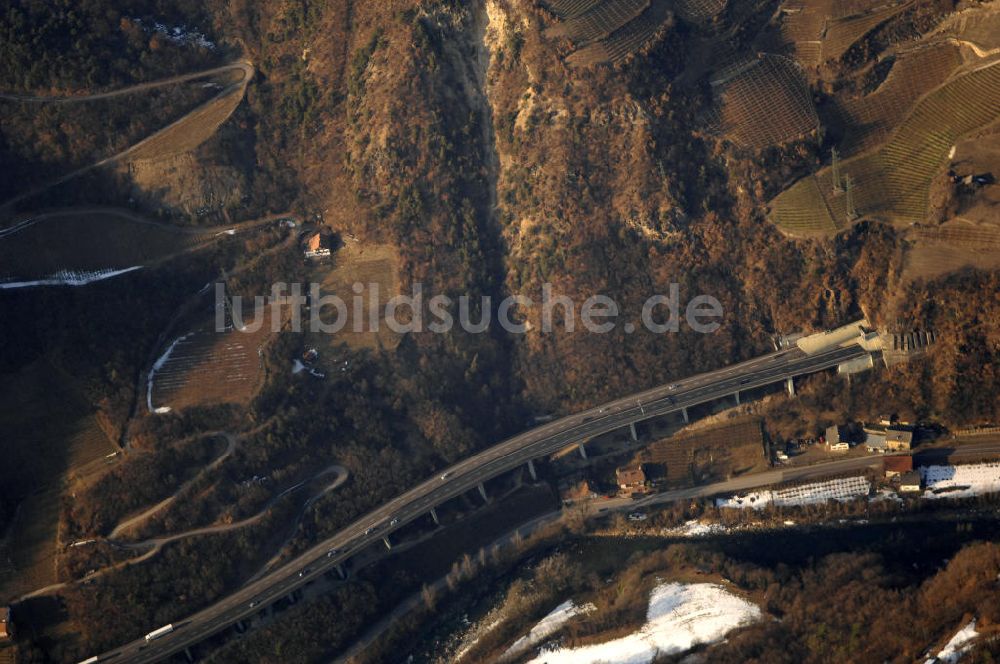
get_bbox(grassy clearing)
[305,241,401,353]
[770,61,1000,235]
[0,360,117,599]
[0,211,202,281]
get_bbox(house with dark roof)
[616,464,647,494]
[884,456,913,478]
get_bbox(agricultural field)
[769,60,1000,235]
[0,210,206,283]
[714,54,817,149]
[0,360,118,600]
[836,41,964,155]
[124,83,247,163]
[776,0,909,69]
[566,0,673,66]
[543,0,604,19]
[641,418,767,488]
[148,311,272,414]
[820,2,909,62]
[546,0,651,42]
[902,222,1000,284]
[674,0,727,24]
[305,241,401,353]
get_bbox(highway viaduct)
[94,341,873,663]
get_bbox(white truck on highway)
[144,624,174,641]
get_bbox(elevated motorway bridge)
[95,342,872,663]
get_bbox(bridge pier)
[184,647,195,663]
[383,536,392,550]
[786,377,795,397]
[429,507,440,525]
[578,443,588,460]
[527,459,537,481]
[478,482,489,502]
[734,391,741,405]
[629,422,638,442]
[335,563,348,580]
[682,407,689,424]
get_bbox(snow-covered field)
[716,476,871,510]
[0,266,143,289]
[922,462,1000,499]
[925,620,978,664]
[503,600,595,660]
[525,582,760,664]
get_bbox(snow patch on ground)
[665,520,728,537]
[926,620,978,663]
[0,266,144,289]
[526,582,760,664]
[716,476,870,510]
[133,18,215,49]
[922,463,1000,499]
[504,600,596,660]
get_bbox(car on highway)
[668,383,680,390]
[327,548,339,557]
[249,601,257,608]
[364,526,377,535]
[440,471,452,480]
[298,568,311,578]
[390,518,399,526]
[740,378,752,385]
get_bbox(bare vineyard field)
[771,61,1000,234]
[674,0,727,23]
[778,0,909,68]
[543,0,604,19]
[902,222,1000,282]
[0,211,205,282]
[717,55,817,148]
[821,2,909,61]
[644,418,766,488]
[838,41,963,155]
[0,360,117,599]
[125,83,246,163]
[149,313,272,413]
[778,0,830,68]
[546,0,650,42]
[567,0,672,66]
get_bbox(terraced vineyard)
[149,313,271,413]
[838,41,963,155]
[770,61,1000,234]
[778,1,828,68]
[777,0,910,68]
[546,0,650,42]
[567,0,673,66]
[821,2,910,62]
[716,55,818,148]
[903,224,1000,282]
[543,0,604,18]
[674,0,727,23]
